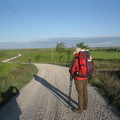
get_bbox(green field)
[0,48,120,63]
[91,51,120,60]
[1,48,120,70]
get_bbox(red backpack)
[74,51,94,78]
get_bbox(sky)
[0,0,120,49]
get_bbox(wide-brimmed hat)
[73,47,82,54]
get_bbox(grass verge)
[0,63,38,108]
[89,70,120,111]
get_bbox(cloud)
[59,33,68,36]
[89,41,115,47]
[0,36,120,49]
[33,38,51,41]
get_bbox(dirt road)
[0,64,120,120]
[1,54,22,63]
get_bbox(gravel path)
[0,63,120,120]
[1,54,22,63]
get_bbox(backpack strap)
[69,57,76,74]
[78,52,81,71]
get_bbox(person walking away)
[69,47,93,113]
[28,57,32,63]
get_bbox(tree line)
[55,42,89,63]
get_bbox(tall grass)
[94,60,120,70]
[0,63,38,108]
[0,63,19,76]
[90,71,120,110]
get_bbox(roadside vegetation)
[0,63,38,108]
[0,43,120,110]
[89,71,120,110]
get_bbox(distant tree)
[66,48,73,61]
[97,47,101,51]
[56,42,66,63]
[108,47,119,52]
[76,42,89,49]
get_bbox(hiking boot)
[75,109,83,113]
[83,108,87,110]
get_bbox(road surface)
[0,64,120,120]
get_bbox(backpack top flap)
[79,51,90,59]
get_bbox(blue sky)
[0,0,120,48]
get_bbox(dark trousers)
[74,79,88,110]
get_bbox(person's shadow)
[0,86,19,108]
[34,74,78,111]
[0,86,21,120]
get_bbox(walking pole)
[68,74,73,108]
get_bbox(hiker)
[69,47,93,113]
[28,57,32,63]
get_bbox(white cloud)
[89,41,115,47]
[33,38,51,41]
[0,36,120,49]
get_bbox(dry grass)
[90,71,120,110]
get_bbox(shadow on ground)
[34,74,78,111]
[0,86,21,120]
[0,86,19,108]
